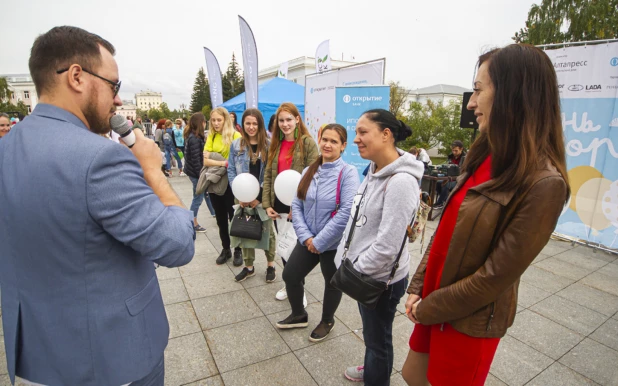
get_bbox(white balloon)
[231,173,260,203]
[274,170,302,206]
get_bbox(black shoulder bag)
[229,207,263,241]
[330,186,416,310]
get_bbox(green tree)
[513,0,618,44]
[222,53,245,102]
[389,81,411,119]
[0,100,29,116]
[190,67,211,113]
[0,77,13,101]
[201,105,212,120]
[147,108,163,121]
[159,102,172,119]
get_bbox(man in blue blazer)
[0,26,195,385]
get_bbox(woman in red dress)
[402,44,570,386]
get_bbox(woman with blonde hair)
[263,102,319,301]
[203,107,243,265]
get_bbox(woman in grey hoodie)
[343,109,423,385]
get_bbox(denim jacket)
[228,137,270,187]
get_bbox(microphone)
[110,115,136,148]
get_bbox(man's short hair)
[451,140,464,149]
[28,26,115,95]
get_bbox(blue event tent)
[220,77,304,127]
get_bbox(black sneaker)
[233,249,243,267]
[216,249,232,265]
[309,321,335,343]
[265,266,276,283]
[235,267,255,282]
[194,224,206,233]
[275,313,309,329]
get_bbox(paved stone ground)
[2,173,618,385]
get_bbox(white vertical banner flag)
[203,47,223,108]
[278,62,289,79]
[239,15,258,109]
[315,40,332,73]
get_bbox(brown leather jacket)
[408,161,567,338]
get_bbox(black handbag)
[330,186,415,310]
[229,207,263,240]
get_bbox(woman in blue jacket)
[276,124,360,342]
[228,109,277,282]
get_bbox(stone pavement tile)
[194,238,218,257]
[220,353,317,386]
[485,373,508,386]
[166,301,201,339]
[0,313,3,336]
[541,241,572,257]
[507,310,583,360]
[231,261,285,290]
[192,290,262,330]
[489,335,553,386]
[517,281,553,308]
[556,283,618,317]
[334,294,363,331]
[534,257,594,281]
[155,266,180,280]
[597,262,618,278]
[206,230,223,252]
[580,271,618,297]
[392,315,414,372]
[183,375,225,386]
[559,338,618,386]
[527,362,597,386]
[590,318,618,351]
[247,283,317,315]
[295,333,366,386]
[553,249,609,271]
[521,266,575,293]
[571,245,617,263]
[0,339,5,375]
[183,271,244,300]
[390,372,407,386]
[0,375,9,385]
[266,302,350,351]
[532,252,552,263]
[164,332,218,386]
[159,277,189,305]
[530,295,608,336]
[304,271,326,301]
[204,317,290,373]
[179,254,224,277]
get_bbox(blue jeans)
[189,176,216,218]
[164,146,182,171]
[359,277,408,386]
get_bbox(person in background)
[0,113,11,139]
[408,146,419,159]
[126,116,133,127]
[174,118,185,154]
[263,102,319,302]
[402,44,569,386]
[343,109,421,385]
[183,112,210,233]
[203,107,243,266]
[417,148,432,166]
[276,124,360,343]
[132,115,144,134]
[433,140,467,209]
[230,112,242,133]
[164,119,184,177]
[267,114,276,139]
[228,109,277,282]
[154,118,168,177]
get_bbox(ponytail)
[296,155,323,201]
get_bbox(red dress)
[409,156,500,386]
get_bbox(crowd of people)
[0,26,571,386]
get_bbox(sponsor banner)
[278,61,288,79]
[239,16,259,109]
[203,47,224,108]
[315,40,332,74]
[305,59,384,140]
[336,86,390,180]
[545,42,618,247]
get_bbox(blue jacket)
[228,137,269,187]
[173,126,184,147]
[292,157,360,253]
[0,104,195,386]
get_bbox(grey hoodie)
[344,149,424,284]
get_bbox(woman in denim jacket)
[228,109,277,283]
[275,124,360,343]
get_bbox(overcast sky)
[0,0,535,109]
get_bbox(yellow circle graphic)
[567,166,604,212]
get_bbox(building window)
[27,105,32,113]
[24,91,30,99]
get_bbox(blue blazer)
[0,104,195,386]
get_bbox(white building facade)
[135,90,162,111]
[258,57,357,86]
[116,100,138,120]
[2,74,38,113]
[405,84,471,108]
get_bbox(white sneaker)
[303,293,308,308]
[276,286,287,301]
[179,171,186,177]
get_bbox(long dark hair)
[362,109,412,144]
[230,112,238,127]
[240,108,269,164]
[185,112,206,140]
[296,124,347,201]
[267,102,312,166]
[464,44,569,200]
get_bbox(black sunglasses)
[56,67,121,97]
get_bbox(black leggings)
[282,242,341,323]
[208,184,240,251]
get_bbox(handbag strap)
[343,184,368,251]
[333,168,344,213]
[386,211,417,285]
